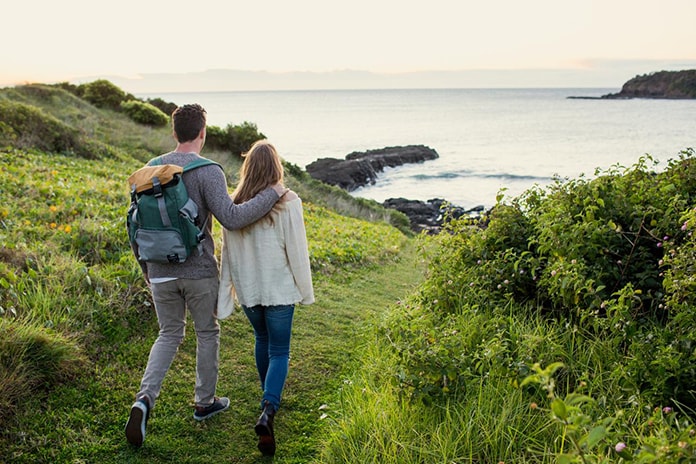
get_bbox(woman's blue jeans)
[242,304,295,411]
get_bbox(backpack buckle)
[152,176,163,197]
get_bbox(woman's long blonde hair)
[232,140,285,222]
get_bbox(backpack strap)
[182,158,221,172]
[148,155,221,172]
[151,176,172,228]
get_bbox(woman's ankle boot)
[255,401,276,456]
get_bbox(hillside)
[0,83,419,462]
[602,69,696,99]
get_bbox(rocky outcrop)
[602,70,696,99]
[383,198,484,234]
[305,145,439,191]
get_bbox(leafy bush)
[387,150,696,409]
[0,101,117,159]
[0,100,79,153]
[145,97,177,116]
[79,79,127,110]
[120,100,168,126]
[206,121,266,156]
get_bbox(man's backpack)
[127,157,221,264]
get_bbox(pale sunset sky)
[3,0,696,92]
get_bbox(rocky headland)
[602,69,696,99]
[305,145,484,233]
[570,69,696,99]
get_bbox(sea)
[139,88,696,210]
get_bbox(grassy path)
[80,239,425,464]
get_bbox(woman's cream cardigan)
[217,195,314,318]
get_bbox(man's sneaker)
[125,396,150,447]
[193,396,230,421]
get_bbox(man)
[125,104,285,447]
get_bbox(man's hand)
[271,183,289,198]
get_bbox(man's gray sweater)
[141,151,279,280]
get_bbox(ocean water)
[142,88,696,209]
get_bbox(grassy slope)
[0,84,425,462]
[7,242,423,464]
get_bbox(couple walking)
[124,104,314,457]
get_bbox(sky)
[3,0,696,92]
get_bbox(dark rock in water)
[305,145,439,191]
[383,197,484,234]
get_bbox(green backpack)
[127,157,221,264]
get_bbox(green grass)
[2,241,424,464]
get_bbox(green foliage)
[403,151,696,402]
[79,79,128,110]
[205,121,266,156]
[354,149,696,462]
[120,100,169,126]
[0,100,80,153]
[522,362,696,463]
[144,97,178,116]
[0,319,85,422]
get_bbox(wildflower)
[657,242,663,248]
[615,442,627,453]
[49,205,58,212]
[469,282,474,287]
[503,279,509,285]
[447,279,453,285]
[49,222,57,229]
[678,441,687,449]
[530,402,538,409]
[663,406,672,414]
[551,270,557,276]
[683,222,689,231]
[497,284,502,289]
[663,235,669,241]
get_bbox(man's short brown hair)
[172,104,207,143]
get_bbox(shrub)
[389,150,696,408]
[79,79,127,110]
[120,100,168,126]
[0,100,79,153]
[206,121,266,156]
[145,97,177,116]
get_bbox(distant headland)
[569,69,696,99]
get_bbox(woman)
[218,140,314,457]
